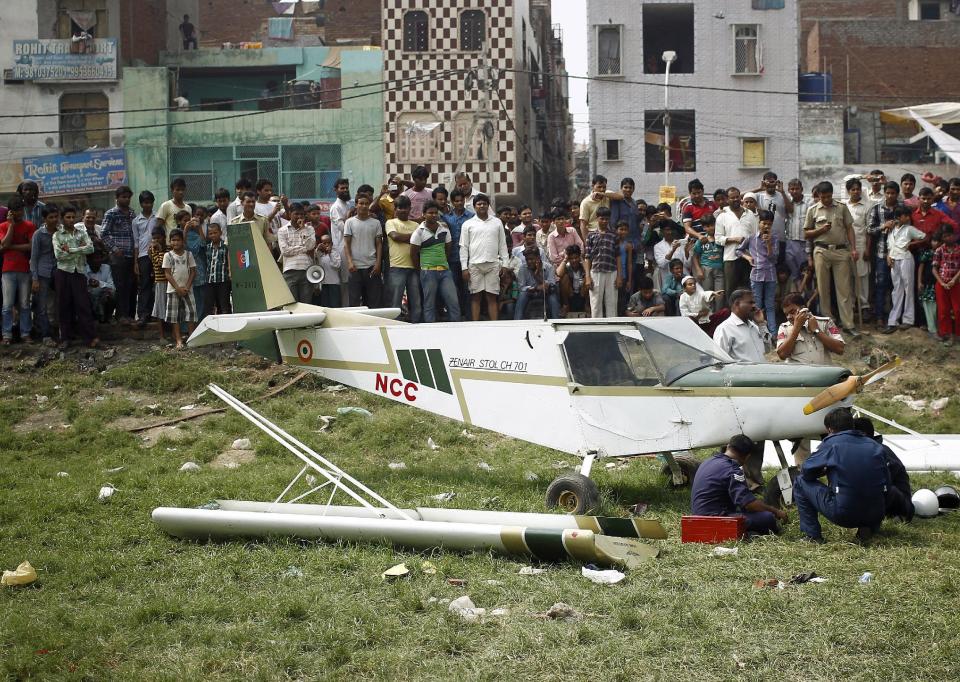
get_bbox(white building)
[586,0,800,200]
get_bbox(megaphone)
[306,265,325,284]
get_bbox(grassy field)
[2,333,960,680]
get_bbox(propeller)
[802,357,901,416]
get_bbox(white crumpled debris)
[97,484,117,503]
[524,471,539,481]
[488,608,510,618]
[35,395,48,404]
[931,397,950,413]
[388,462,407,470]
[56,471,70,478]
[477,461,494,471]
[427,437,440,451]
[179,404,197,411]
[448,595,486,622]
[892,394,928,411]
[104,466,125,474]
[317,415,335,432]
[431,492,456,502]
[179,461,201,472]
[461,429,476,440]
[711,547,739,557]
[518,566,546,575]
[322,384,347,393]
[581,567,626,584]
[305,474,318,487]
[231,438,252,450]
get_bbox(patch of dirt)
[210,449,256,469]
[134,424,195,448]
[14,408,70,434]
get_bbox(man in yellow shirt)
[385,195,421,322]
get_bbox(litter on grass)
[477,462,494,471]
[543,603,581,620]
[281,566,304,579]
[55,472,69,478]
[179,462,201,472]
[35,395,48,404]
[712,547,739,557]
[388,462,407,470]
[316,416,334,432]
[231,438,251,450]
[524,471,540,481]
[322,384,347,393]
[337,406,372,417]
[431,492,456,502]
[581,567,626,584]
[448,595,485,622]
[427,437,440,451]
[382,563,410,581]
[484,580,504,586]
[447,578,467,587]
[461,429,476,440]
[859,572,873,584]
[519,566,546,575]
[789,572,823,584]
[753,578,785,590]
[97,484,117,503]
[421,561,437,575]
[179,404,197,411]
[104,466,124,474]
[1,561,37,587]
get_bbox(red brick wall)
[198,0,380,46]
[120,0,167,65]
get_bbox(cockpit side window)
[562,332,660,386]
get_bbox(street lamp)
[661,50,677,188]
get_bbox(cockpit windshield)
[562,330,660,386]
[639,324,732,384]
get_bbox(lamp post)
[661,50,677,188]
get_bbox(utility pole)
[662,51,676,189]
[457,47,499,207]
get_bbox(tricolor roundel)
[296,339,313,363]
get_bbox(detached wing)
[188,310,327,347]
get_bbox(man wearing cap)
[690,434,787,535]
[794,408,891,543]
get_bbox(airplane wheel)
[545,473,599,514]
[660,454,700,488]
[763,466,799,508]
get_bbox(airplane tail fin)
[225,221,295,361]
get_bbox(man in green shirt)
[410,201,460,323]
[52,215,98,348]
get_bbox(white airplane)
[187,223,899,513]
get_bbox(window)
[397,112,441,162]
[596,25,622,76]
[733,25,762,75]
[460,10,485,51]
[909,0,948,20]
[562,331,660,386]
[742,139,767,168]
[643,4,694,74]
[56,0,107,40]
[403,11,428,52]
[168,145,341,201]
[604,139,622,162]
[644,110,696,173]
[453,112,483,161]
[920,1,942,19]
[59,92,109,153]
[751,0,785,8]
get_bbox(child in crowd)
[917,232,940,338]
[774,265,796,327]
[1,197,36,345]
[557,244,589,317]
[52,202,97,348]
[315,233,341,308]
[498,268,518,319]
[409,200,460,323]
[162,228,197,350]
[205,222,231,315]
[692,213,723,311]
[183,208,208,320]
[30,204,60,343]
[86,251,116,323]
[149,226,170,342]
[884,205,926,334]
[738,209,779,335]
[661,258,686,316]
[678,275,725,335]
[626,275,665,317]
[615,220,634,315]
[584,206,619,318]
[307,203,330,241]
[932,224,960,345]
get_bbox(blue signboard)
[12,39,117,81]
[22,149,127,196]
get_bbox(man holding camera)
[776,292,845,366]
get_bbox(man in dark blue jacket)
[691,434,788,535]
[853,416,914,522]
[794,408,890,543]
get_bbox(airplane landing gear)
[545,473,600,514]
[660,452,700,487]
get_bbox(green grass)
[2,343,960,680]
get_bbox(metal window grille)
[169,144,342,202]
[734,25,761,74]
[460,10,485,51]
[403,11,428,52]
[597,26,621,76]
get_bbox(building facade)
[587,0,800,201]
[380,0,573,207]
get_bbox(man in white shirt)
[343,195,383,308]
[714,288,770,363]
[845,177,872,320]
[226,178,252,224]
[253,178,283,247]
[329,177,354,305]
[460,194,509,320]
[714,188,752,293]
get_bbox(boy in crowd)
[547,210,583,268]
[182,208,208,320]
[315,234,342,308]
[385,195,422,323]
[681,178,717,239]
[515,247,560,320]
[557,244,588,317]
[661,258,686,316]
[226,178,252,223]
[205,222,231,315]
[162,228,197,350]
[932,225,960,344]
[738,210,779,335]
[409,200,459,323]
[208,188,231,237]
[626,275,666,317]
[278,202,317,304]
[149,226,170,342]
[0,197,36,345]
[583,206,619,318]
[397,166,433,221]
[678,275,724,334]
[443,189,474,316]
[86,251,116,324]
[343,195,383,307]
[31,204,59,343]
[133,191,159,327]
[157,177,188,236]
[916,232,940,338]
[615,220,634,315]
[693,213,724,311]
[901,173,919,209]
[883,206,926,334]
[52,202,97,348]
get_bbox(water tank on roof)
[798,72,832,103]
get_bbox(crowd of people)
[2,166,959,353]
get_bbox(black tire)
[660,454,701,488]
[763,466,799,508]
[545,473,600,514]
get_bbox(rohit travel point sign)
[22,149,126,197]
[12,39,117,81]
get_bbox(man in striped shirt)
[278,203,316,304]
[100,185,136,323]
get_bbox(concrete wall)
[124,47,384,202]
[799,103,844,170]
[587,0,800,201]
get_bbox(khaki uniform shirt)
[803,201,854,247]
[776,317,843,365]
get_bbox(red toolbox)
[681,515,746,543]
